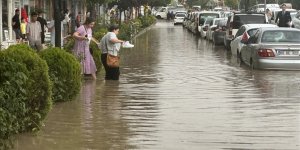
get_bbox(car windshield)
[261,31,300,43]
[233,15,266,29]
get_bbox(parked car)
[155,7,168,19]
[199,17,214,38]
[206,18,228,41]
[197,11,222,36]
[230,24,277,56]
[212,19,227,45]
[240,27,300,70]
[224,12,268,50]
[174,12,186,25]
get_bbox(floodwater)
[13,21,300,150]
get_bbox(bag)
[89,48,93,55]
[107,54,119,67]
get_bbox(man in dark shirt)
[275,3,292,27]
[37,11,48,44]
[12,9,21,42]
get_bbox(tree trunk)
[53,0,62,47]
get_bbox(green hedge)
[0,54,29,149]
[1,44,52,131]
[39,47,82,102]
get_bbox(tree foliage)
[225,0,238,9]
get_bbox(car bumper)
[257,59,300,70]
[174,19,184,24]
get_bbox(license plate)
[277,50,299,56]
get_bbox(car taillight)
[203,26,208,31]
[257,49,275,57]
[211,27,216,31]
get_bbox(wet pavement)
[13,21,300,150]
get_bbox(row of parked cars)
[175,10,300,70]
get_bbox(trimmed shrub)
[0,54,29,149]
[139,15,156,28]
[2,44,52,131]
[39,47,82,102]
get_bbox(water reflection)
[13,20,300,150]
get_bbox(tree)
[225,0,238,9]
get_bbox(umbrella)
[21,7,28,22]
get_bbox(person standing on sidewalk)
[99,24,125,80]
[75,12,82,28]
[12,9,21,43]
[275,3,292,27]
[26,12,42,51]
[72,17,97,80]
[37,11,48,45]
[266,9,272,23]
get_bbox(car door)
[231,26,246,55]
[244,30,260,66]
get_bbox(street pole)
[53,0,62,47]
[8,0,13,41]
[264,0,266,13]
[0,0,3,45]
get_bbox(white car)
[199,18,214,38]
[206,18,227,41]
[230,24,277,57]
[174,13,186,25]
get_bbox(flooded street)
[13,21,300,150]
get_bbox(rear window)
[258,5,264,8]
[199,13,220,24]
[176,13,186,17]
[233,15,266,29]
[217,20,227,26]
[262,31,300,43]
[214,20,220,25]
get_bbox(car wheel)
[156,15,161,19]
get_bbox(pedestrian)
[12,9,21,43]
[275,3,292,27]
[266,8,272,23]
[37,11,48,45]
[76,12,82,28]
[20,17,27,42]
[26,12,43,51]
[72,17,97,80]
[99,24,125,80]
[63,9,71,37]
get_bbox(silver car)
[240,27,300,70]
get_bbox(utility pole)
[53,0,62,47]
[264,0,266,13]
[0,0,2,45]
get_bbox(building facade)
[1,0,87,45]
